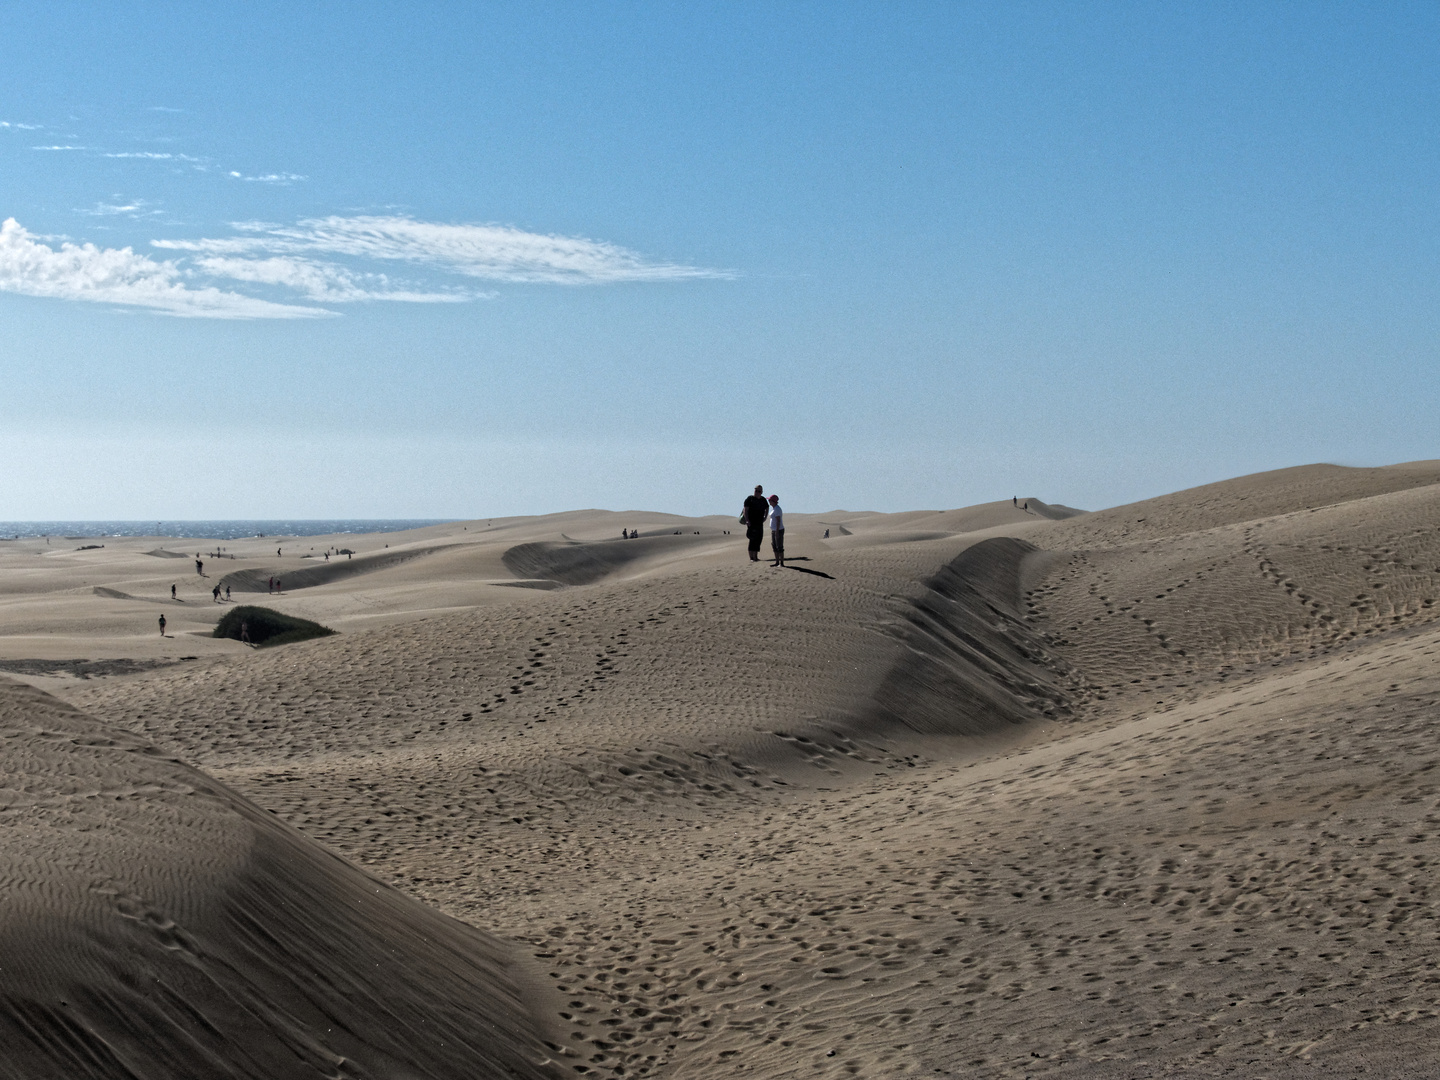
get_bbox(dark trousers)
[771,528,784,561]
[747,526,764,553]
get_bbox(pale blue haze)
[1,3,1436,518]
[0,521,454,541]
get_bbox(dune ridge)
[218,542,460,594]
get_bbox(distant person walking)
[768,493,785,567]
[158,614,166,636]
[212,584,221,603]
[268,576,275,594]
[195,557,203,575]
[225,585,231,601]
[239,620,251,645]
[741,485,769,562]
[170,584,176,600]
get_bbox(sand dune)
[0,680,562,1080]
[5,462,1440,1077]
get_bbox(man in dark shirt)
[741,485,769,562]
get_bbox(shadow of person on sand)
[784,564,835,579]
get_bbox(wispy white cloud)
[32,145,86,151]
[0,121,43,130]
[0,218,331,319]
[155,215,730,284]
[193,255,471,303]
[78,202,144,216]
[0,211,723,319]
[104,151,202,161]
[76,198,165,219]
[228,170,306,184]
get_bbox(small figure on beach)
[158,614,166,636]
[768,494,785,567]
[195,558,203,575]
[268,576,275,594]
[742,485,769,562]
[212,584,221,603]
[225,585,231,601]
[275,578,282,593]
[1013,496,1017,507]
[277,547,282,558]
[170,583,176,599]
[824,528,830,539]
[239,620,251,645]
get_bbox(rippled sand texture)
[0,681,563,1080]
[8,463,1440,1078]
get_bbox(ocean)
[0,520,458,541]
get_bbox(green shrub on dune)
[213,606,336,648]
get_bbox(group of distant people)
[167,581,231,604]
[740,485,785,567]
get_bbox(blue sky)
[2,2,1437,518]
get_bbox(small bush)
[214,605,336,648]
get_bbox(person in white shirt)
[768,493,785,567]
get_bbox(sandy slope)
[0,679,562,1080]
[6,462,1440,1077]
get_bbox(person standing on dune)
[742,485,769,562]
[768,493,785,567]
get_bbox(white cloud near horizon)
[155,214,731,284]
[0,218,332,318]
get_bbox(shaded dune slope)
[863,537,1071,738]
[0,679,561,1080]
[218,544,459,594]
[501,534,718,587]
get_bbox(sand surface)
[5,468,1440,1077]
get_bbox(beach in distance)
[5,461,1440,1079]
